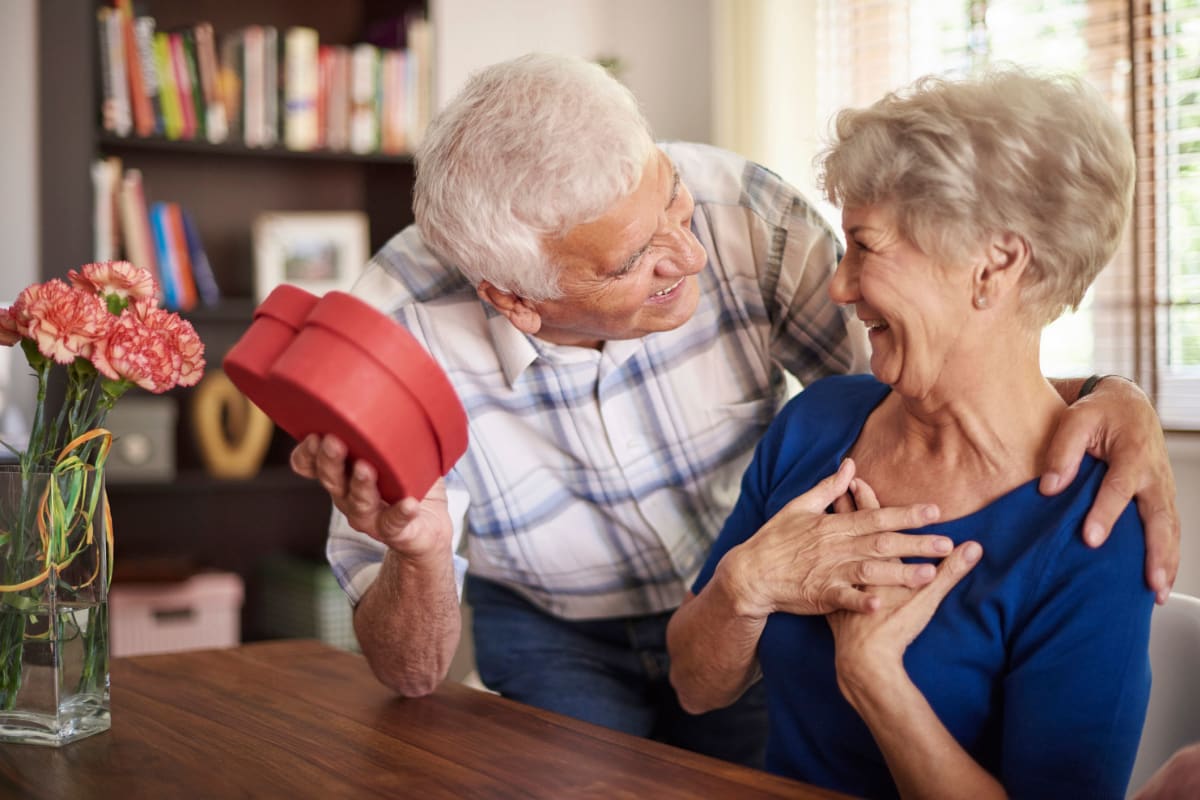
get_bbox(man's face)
[532,149,706,348]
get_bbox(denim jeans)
[466,574,768,769]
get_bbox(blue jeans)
[466,575,767,769]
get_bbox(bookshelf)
[38,0,430,637]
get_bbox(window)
[801,0,1200,429]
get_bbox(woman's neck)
[849,359,1066,522]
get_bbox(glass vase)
[0,465,110,746]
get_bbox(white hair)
[819,68,1135,326]
[414,53,657,300]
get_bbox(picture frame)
[252,211,370,302]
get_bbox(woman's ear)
[477,281,542,335]
[974,232,1031,308]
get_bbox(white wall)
[431,0,712,142]
[0,0,37,441]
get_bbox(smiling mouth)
[651,278,685,299]
[863,319,889,332]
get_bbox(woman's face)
[830,204,976,397]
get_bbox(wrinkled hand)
[1134,742,1200,800]
[826,475,982,686]
[725,459,954,617]
[1040,377,1179,604]
[289,434,451,558]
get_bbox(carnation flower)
[0,306,22,346]
[68,261,158,303]
[17,280,112,365]
[0,268,206,464]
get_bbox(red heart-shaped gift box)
[224,286,467,502]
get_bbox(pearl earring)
[974,295,988,309]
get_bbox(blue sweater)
[693,375,1152,799]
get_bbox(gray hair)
[413,53,657,300]
[818,68,1135,326]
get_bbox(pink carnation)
[69,260,158,302]
[18,280,112,364]
[93,301,206,392]
[0,305,23,346]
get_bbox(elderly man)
[291,53,1179,767]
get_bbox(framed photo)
[252,211,369,302]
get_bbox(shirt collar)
[486,309,540,387]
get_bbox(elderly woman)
[666,69,1153,799]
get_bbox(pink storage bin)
[109,572,245,657]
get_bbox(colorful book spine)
[96,7,132,137]
[180,208,220,307]
[114,0,155,137]
[165,203,198,311]
[118,168,158,287]
[148,202,181,310]
[168,32,197,140]
[349,44,379,154]
[91,157,122,261]
[180,30,207,142]
[152,32,183,140]
[283,27,320,151]
[133,16,164,136]
[194,22,228,144]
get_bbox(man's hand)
[1134,742,1200,800]
[723,459,954,618]
[1041,377,1180,604]
[290,434,451,559]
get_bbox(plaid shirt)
[327,142,867,619]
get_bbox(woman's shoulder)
[997,455,1149,602]
[753,374,887,479]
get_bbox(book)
[404,13,433,148]
[152,31,183,140]
[349,44,379,154]
[114,0,155,137]
[96,7,131,136]
[168,32,197,140]
[180,29,207,142]
[218,30,243,141]
[180,208,220,307]
[380,49,406,154]
[91,157,123,262]
[325,46,351,152]
[117,168,158,287]
[164,203,198,311]
[133,16,164,136]
[283,27,320,151]
[194,22,228,144]
[241,25,265,147]
[148,202,181,309]
[262,25,279,148]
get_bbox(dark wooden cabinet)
[37,0,426,636]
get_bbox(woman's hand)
[1042,376,1179,604]
[826,477,982,701]
[290,433,452,559]
[723,459,955,618]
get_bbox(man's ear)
[974,231,1031,306]
[477,281,542,335]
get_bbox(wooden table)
[0,640,851,799]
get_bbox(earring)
[974,295,988,309]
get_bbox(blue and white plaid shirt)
[327,142,867,619]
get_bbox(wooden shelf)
[106,466,319,494]
[98,133,416,165]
